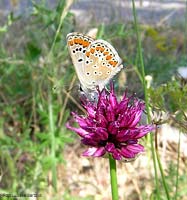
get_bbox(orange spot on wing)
[96,46,100,51]
[106,55,112,60]
[68,40,74,46]
[109,61,114,65]
[82,40,90,47]
[109,61,118,67]
[86,51,90,57]
[77,38,83,44]
[103,51,109,55]
[90,48,95,54]
[74,38,83,44]
[79,39,84,44]
[100,47,105,52]
[74,38,79,44]
[113,61,118,67]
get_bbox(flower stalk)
[109,154,119,200]
[67,82,155,199]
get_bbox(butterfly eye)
[79,47,82,51]
[83,49,86,53]
[86,72,90,76]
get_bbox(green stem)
[48,92,57,191]
[109,154,119,200]
[131,0,160,199]
[174,131,181,200]
[150,130,160,199]
[156,150,170,200]
[131,0,147,107]
[184,0,187,58]
[48,0,72,56]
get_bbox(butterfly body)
[66,32,123,98]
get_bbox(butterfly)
[66,32,123,99]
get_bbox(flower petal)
[117,92,129,114]
[131,125,155,139]
[72,114,91,129]
[126,144,144,153]
[94,127,108,140]
[83,104,96,118]
[95,112,108,127]
[97,89,108,109]
[105,143,122,160]
[81,138,99,146]
[82,147,106,157]
[109,82,118,109]
[106,105,116,122]
[108,121,119,135]
[121,147,135,158]
[66,122,89,137]
[112,149,122,160]
[121,144,144,158]
[105,143,115,152]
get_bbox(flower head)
[66,82,154,161]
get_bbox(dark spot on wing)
[78,58,83,62]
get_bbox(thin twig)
[62,88,86,114]
[58,75,86,126]
[58,75,75,126]
[0,58,25,64]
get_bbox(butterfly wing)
[83,39,123,90]
[67,32,123,94]
[66,32,94,91]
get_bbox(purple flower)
[66,82,155,161]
